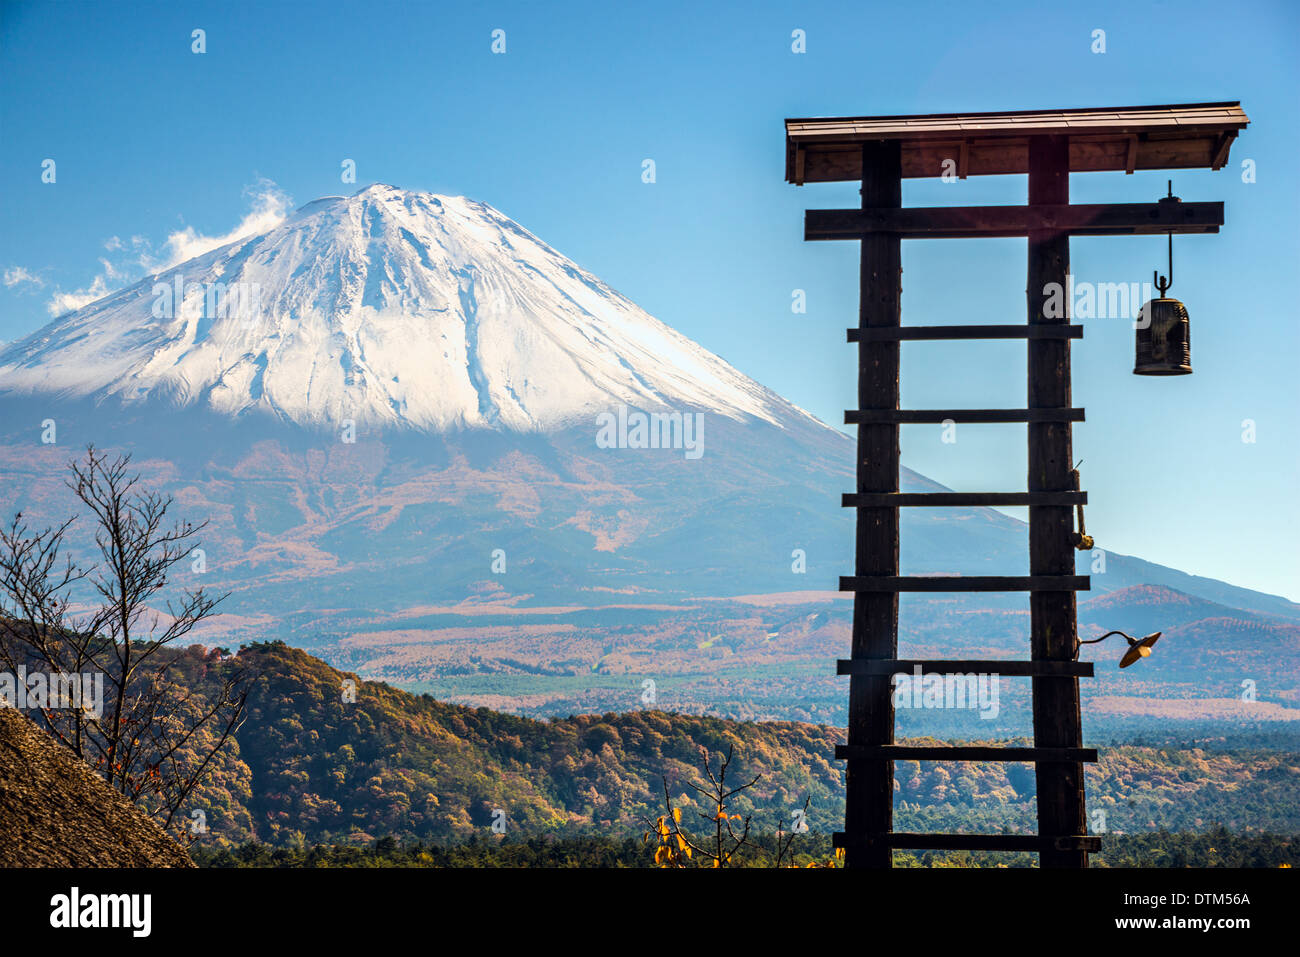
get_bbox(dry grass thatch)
[0,708,193,868]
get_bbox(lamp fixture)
[1076,629,1162,668]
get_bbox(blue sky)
[1,0,1297,599]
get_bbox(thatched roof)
[0,708,194,867]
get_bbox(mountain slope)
[0,185,813,434]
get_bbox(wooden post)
[1027,135,1089,868]
[843,140,902,869]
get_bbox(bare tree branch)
[0,445,245,842]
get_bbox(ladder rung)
[837,659,1094,677]
[843,492,1086,508]
[833,832,1102,853]
[848,324,1083,342]
[836,745,1099,763]
[840,575,1090,593]
[846,408,1084,424]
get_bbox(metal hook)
[1153,233,1173,296]
[1154,181,1175,296]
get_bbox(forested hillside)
[163,642,1299,848]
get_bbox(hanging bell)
[1134,296,1192,375]
[1135,182,1192,376]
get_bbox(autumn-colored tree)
[644,745,757,867]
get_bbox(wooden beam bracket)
[1210,131,1236,170]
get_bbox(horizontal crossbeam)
[843,492,1086,507]
[832,832,1102,853]
[845,408,1084,424]
[806,201,1224,240]
[839,575,1091,592]
[847,324,1083,342]
[836,658,1094,677]
[836,744,1099,762]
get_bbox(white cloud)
[44,258,128,315]
[142,180,292,273]
[46,275,113,316]
[98,257,127,281]
[43,180,293,317]
[3,266,44,289]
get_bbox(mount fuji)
[0,184,805,434]
[0,185,1296,720]
[0,185,869,613]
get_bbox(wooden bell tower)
[784,102,1248,868]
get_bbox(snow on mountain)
[0,185,814,433]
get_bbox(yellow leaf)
[672,807,682,823]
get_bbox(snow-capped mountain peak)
[0,185,808,432]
